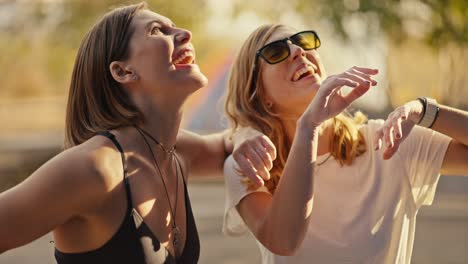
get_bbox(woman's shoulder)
[12,135,124,218]
[55,135,126,191]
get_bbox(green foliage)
[233,0,468,48]
[1,0,466,99]
[0,0,211,98]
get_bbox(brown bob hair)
[64,2,148,148]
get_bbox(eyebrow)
[166,19,176,27]
[145,20,161,31]
[145,19,176,31]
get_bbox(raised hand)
[374,100,424,159]
[302,66,378,126]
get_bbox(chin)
[181,74,208,93]
[296,82,320,97]
[299,84,319,104]
[191,72,208,89]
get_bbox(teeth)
[173,50,194,65]
[292,66,314,81]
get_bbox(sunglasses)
[255,30,321,65]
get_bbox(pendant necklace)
[135,126,181,248]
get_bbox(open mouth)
[291,65,316,82]
[172,48,195,65]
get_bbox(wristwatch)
[417,97,439,128]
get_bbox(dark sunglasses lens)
[292,32,321,50]
[260,41,290,64]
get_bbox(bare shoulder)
[28,135,125,210]
[63,135,126,191]
[0,135,126,249]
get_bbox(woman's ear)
[266,100,274,108]
[109,61,138,84]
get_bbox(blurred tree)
[1,0,467,107]
[232,0,467,48]
[231,0,468,108]
[0,0,209,98]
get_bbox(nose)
[175,28,192,45]
[288,40,305,61]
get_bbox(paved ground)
[1,178,468,264]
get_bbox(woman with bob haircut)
[0,3,272,264]
[223,24,468,263]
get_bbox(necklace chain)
[135,126,181,249]
[138,127,176,154]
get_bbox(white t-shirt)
[223,119,452,264]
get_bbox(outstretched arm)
[374,100,468,176]
[176,129,275,180]
[0,145,108,253]
[432,105,468,175]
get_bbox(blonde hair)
[64,3,148,148]
[225,24,367,194]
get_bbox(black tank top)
[54,131,200,264]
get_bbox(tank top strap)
[96,131,134,210]
[173,153,186,186]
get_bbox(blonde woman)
[223,24,468,263]
[0,3,270,263]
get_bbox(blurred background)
[0,0,467,263]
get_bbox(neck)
[135,95,184,157]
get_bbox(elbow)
[270,247,298,257]
[263,239,302,256]
[256,226,304,256]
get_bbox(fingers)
[342,79,371,104]
[232,135,277,181]
[250,143,272,180]
[244,147,270,180]
[321,66,378,101]
[232,152,263,186]
[340,68,378,98]
[393,116,403,140]
[319,66,378,95]
[375,124,401,159]
[349,69,378,86]
[240,176,263,190]
[259,135,277,162]
[308,66,379,124]
[383,143,401,160]
[343,70,378,87]
[252,141,273,171]
[350,66,379,75]
[374,128,384,150]
[375,107,410,159]
[332,78,359,89]
[383,124,394,149]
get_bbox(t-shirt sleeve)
[393,122,452,208]
[222,155,270,237]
